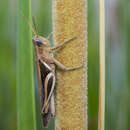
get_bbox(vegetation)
[0,0,130,130]
[17,0,36,130]
[53,0,87,129]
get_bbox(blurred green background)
[0,0,130,130]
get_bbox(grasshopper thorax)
[32,36,49,47]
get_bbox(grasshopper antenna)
[32,16,39,37]
[21,11,38,36]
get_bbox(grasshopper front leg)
[50,36,76,51]
[47,32,53,40]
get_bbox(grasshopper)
[23,14,82,127]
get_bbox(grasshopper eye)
[32,38,43,46]
[35,39,42,46]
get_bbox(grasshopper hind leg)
[42,72,55,113]
[41,72,55,114]
[42,112,51,128]
[41,72,55,127]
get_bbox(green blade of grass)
[17,0,36,130]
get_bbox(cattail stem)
[52,0,88,129]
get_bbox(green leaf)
[17,0,36,130]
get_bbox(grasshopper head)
[32,36,49,47]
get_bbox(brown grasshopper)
[23,14,82,127]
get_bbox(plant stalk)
[52,0,88,129]
[98,0,105,129]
